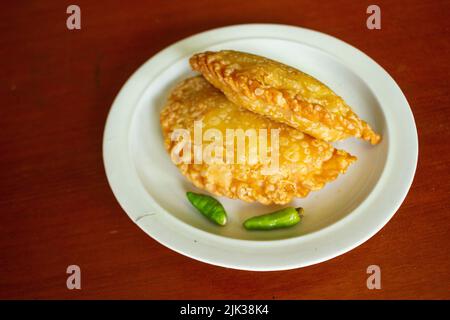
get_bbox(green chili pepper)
[243,207,303,230]
[186,192,227,226]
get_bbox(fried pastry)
[160,76,356,205]
[190,50,381,144]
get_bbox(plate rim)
[103,23,418,271]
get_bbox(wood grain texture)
[0,0,449,299]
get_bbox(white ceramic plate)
[103,24,418,271]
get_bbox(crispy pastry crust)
[190,50,381,144]
[160,76,356,205]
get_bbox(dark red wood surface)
[1,0,449,299]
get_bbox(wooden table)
[1,0,449,299]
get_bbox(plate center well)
[129,38,388,241]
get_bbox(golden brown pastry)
[190,50,381,144]
[160,76,356,205]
